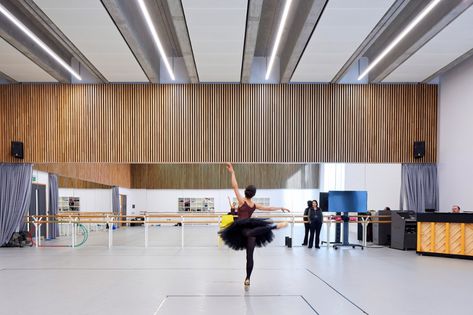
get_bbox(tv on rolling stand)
[328,190,368,250]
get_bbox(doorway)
[28,184,47,238]
[120,194,127,227]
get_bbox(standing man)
[302,200,312,246]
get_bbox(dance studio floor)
[0,225,472,315]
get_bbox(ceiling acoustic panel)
[182,0,247,82]
[291,0,395,83]
[35,0,148,82]
[383,6,473,82]
[0,37,56,82]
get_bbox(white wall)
[438,55,473,212]
[119,189,319,214]
[322,163,401,210]
[58,188,113,212]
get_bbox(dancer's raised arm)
[255,204,290,212]
[226,163,244,205]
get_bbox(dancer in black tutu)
[220,163,290,286]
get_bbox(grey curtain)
[48,174,59,239]
[112,187,119,228]
[400,164,438,212]
[0,163,33,246]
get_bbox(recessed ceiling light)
[0,3,82,81]
[138,0,175,81]
[265,0,293,80]
[358,0,442,81]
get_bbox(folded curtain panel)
[400,163,438,212]
[0,163,33,246]
[49,173,59,239]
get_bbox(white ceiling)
[182,0,247,82]
[0,37,57,82]
[34,0,148,83]
[1,0,472,84]
[383,6,473,83]
[291,0,396,83]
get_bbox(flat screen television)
[328,191,368,212]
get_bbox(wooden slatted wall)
[0,84,437,163]
[131,164,319,189]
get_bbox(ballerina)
[219,163,290,286]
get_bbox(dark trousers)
[308,220,323,248]
[302,223,310,245]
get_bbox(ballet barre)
[322,215,392,248]
[26,212,390,249]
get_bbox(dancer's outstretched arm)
[256,204,290,212]
[226,163,244,205]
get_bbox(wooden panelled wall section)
[0,84,437,163]
[34,163,131,188]
[131,164,319,189]
[57,175,112,189]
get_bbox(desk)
[417,213,473,259]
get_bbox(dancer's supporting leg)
[243,222,288,285]
[245,236,256,284]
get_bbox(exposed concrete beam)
[101,0,161,83]
[331,0,408,83]
[280,0,327,83]
[424,47,473,83]
[369,0,473,83]
[166,0,198,83]
[241,0,263,83]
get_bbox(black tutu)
[219,218,275,250]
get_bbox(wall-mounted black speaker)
[414,141,425,159]
[11,141,24,159]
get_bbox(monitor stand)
[333,212,364,250]
[321,212,342,246]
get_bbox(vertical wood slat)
[0,84,437,164]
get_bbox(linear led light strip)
[0,3,82,81]
[358,0,442,81]
[138,0,175,81]
[265,0,293,80]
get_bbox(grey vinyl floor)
[1,225,472,315]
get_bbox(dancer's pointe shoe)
[244,278,250,286]
[276,221,288,229]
